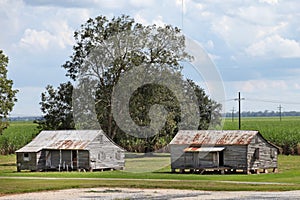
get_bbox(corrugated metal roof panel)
[170,130,258,145]
[184,147,225,152]
[16,130,102,152]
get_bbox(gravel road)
[1,188,300,200]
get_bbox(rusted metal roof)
[184,147,225,152]
[170,130,259,146]
[16,130,103,152]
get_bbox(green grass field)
[0,121,39,155]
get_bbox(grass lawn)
[1,154,300,195]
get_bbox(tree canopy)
[37,82,74,130]
[39,15,222,152]
[0,50,18,134]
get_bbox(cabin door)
[193,153,199,167]
[212,153,218,167]
[45,151,51,168]
[219,151,224,166]
[72,150,78,169]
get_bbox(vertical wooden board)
[78,150,89,169]
[37,150,46,170]
[223,146,247,169]
[50,150,60,168]
[61,150,71,167]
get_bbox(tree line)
[225,111,300,118]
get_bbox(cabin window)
[115,151,121,160]
[270,149,276,159]
[98,135,103,144]
[98,152,106,160]
[23,153,30,161]
[254,148,260,160]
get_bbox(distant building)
[169,130,278,174]
[16,130,125,172]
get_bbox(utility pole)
[235,92,245,130]
[278,105,282,121]
[231,107,235,122]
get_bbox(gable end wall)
[247,134,278,170]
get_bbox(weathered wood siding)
[170,145,220,169]
[87,134,125,170]
[223,145,247,169]
[170,145,248,170]
[247,135,278,170]
[198,152,216,168]
[78,150,90,169]
[49,150,60,169]
[16,152,37,171]
[37,151,45,170]
[170,145,186,169]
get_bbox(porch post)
[77,150,79,169]
[59,150,62,172]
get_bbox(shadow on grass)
[0,163,16,167]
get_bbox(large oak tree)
[39,15,222,152]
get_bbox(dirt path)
[0,176,294,185]
[1,187,300,200]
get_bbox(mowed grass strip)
[0,178,298,196]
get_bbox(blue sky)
[1,0,300,116]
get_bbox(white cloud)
[0,0,25,46]
[211,15,258,48]
[237,79,288,92]
[205,40,214,50]
[19,29,53,51]
[134,13,150,25]
[294,83,300,90]
[175,0,190,14]
[45,20,74,48]
[255,22,287,39]
[18,19,74,52]
[245,34,300,58]
[208,53,220,61]
[233,5,277,26]
[259,0,279,5]
[152,16,165,27]
[134,14,166,27]
[224,78,300,112]
[129,0,155,8]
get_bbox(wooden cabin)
[16,130,125,172]
[169,130,278,174]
